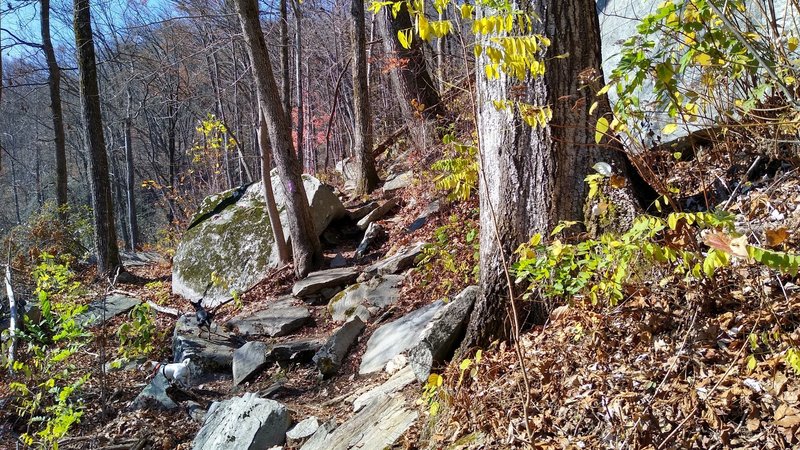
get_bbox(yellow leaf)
[694,52,713,66]
[418,14,430,41]
[788,36,799,52]
[397,29,412,49]
[459,3,473,19]
[589,101,599,116]
[595,117,609,144]
[662,123,679,135]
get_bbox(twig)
[146,301,180,317]
[722,155,762,210]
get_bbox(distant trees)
[74,0,122,275]
[235,0,322,277]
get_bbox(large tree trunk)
[124,114,139,250]
[41,0,68,215]
[74,0,123,276]
[235,0,322,278]
[351,0,379,194]
[377,3,444,150]
[461,0,630,349]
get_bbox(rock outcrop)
[173,171,345,308]
[192,393,290,450]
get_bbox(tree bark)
[235,0,322,277]
[74,0,123,276]
[377,2,444,150]
[280,0,291,125]
[351,0,379,194]
[257,96,290,264]
[41,0,68,216]
[293,0,305,171]
[461,0,631,349]
[124,114,139,250]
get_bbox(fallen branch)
[146,301,180,317]
[5,264,17,371]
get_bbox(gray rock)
[192,393,290,450]
[359,300,446,374]
[75,294,141,327]
[233,341,269,386]
[327,275,403,323]
[356,198,399,230]
[409,286,478,381]
[187,401,207,423]
[286,416,320,441]
[334,157,358,192]
[347,202,378,221]
[105,356,147,373]
[267,338,324,363]
[299,419,337,450]
[329,253,347,269]
[352,365,416,412]
[299,394,417,450]
[227,299,311,337]
[407,199,442,233]
[355,222,384,259]
[173,170,345,308]
[313,317,365,377]
[129,372,178,411]
[173,314,237,371]
[383,171,413,192]
[291,267,360,298]
[120,251,166,267]
[367,242,426,276]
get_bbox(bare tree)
[351,0,379,194]
[41,0,68,213]
[235,0,322,277]
[74,0,123,276]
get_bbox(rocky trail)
[51,158,469,450]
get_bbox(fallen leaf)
[775,415,800,428]
[766,227,789,247]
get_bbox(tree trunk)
[41,0,68,216]
[280,0,291,125]
[257,95,290,264]
[460,0,630,349]
[74,0,123,276]
[293,0,305,171]
[377,3,444,150]
[235,0,322,278]
[124,114,139,250]
[351,0,379,194]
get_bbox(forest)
[1,0,800,448]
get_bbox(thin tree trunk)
[377,2,444,150]
[74,0,123,276]
[42,0,68,216]
[257,98,290,264]
[293,0,305,171]
[124,114,138,250]
[10,144,21,225]
[351,0,379,194]
[280,0,291,125]
[235,0,322,277]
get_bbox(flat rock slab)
[227,298,311,337]
[268,338,324,363]
[76,294,141,327]
[409,286,478,381]
[287,416,320,442]
[129,372,178,411]
[368,242,426,276]
[356,198,399,230]
[300,394,417,450]
[328,275,403,323]
[192,393,289,450]
[120,251,166,267]
[233,341,269,386]
[173,314,238,372]
[359,300,446,374]
[292,267,360,298]
[383,171,413,192]
[352,365,416,412]
[347,202,378,221]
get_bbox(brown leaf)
[549,305,569,322]
[766,227,789,247]
[609,174,627,189]
[775,415,800,428]
[746,417,761,431]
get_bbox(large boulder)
[226,298,311,338]
[173,314,238,372]
[173,170,345,308]
[192,393,290,450]
[75,294,141,328]
[327,275,403,323]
